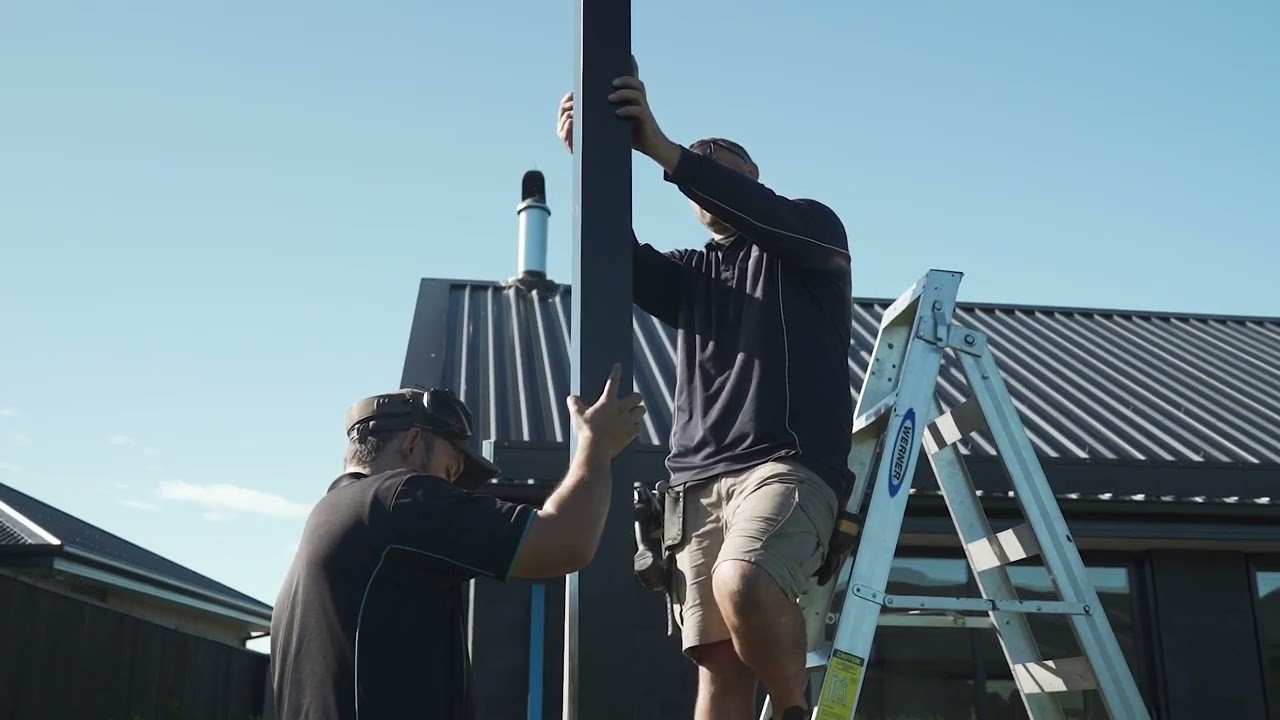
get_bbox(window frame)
[849,547,1155,720]
[1247,554,1280,720]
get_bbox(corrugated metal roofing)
[0,481,271,616]
[0,517,30,546]
[413,279,1280,502]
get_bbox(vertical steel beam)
[564,0,633,715]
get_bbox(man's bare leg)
[712,559,809,713]
[689,640,758,720]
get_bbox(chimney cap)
[521,170,546,203]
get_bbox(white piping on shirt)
[776,263,803,452]
[684,186,850,260]
[353,545,492,719]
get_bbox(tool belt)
[630,481,682,635]
[630,481,671,592]
[814,508,862,586]
[629,470,863,602]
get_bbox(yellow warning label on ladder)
[815,649,865,720]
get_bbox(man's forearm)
[540,435,614,561]
[646,137,683,174]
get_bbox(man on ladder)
[557,56,856,720]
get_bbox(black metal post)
[565,0,633,715]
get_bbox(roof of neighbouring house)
[398,276,1280,506]
[0,480,272,625]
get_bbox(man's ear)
[400,427,424,460]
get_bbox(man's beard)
[703,214,734,239]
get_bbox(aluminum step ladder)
[762,269,1150,720]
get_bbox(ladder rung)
[1012,657,1099,694]
[966,523,1041,572]
[806,646,832,672]
[924,396,985,451]
[851,390,898,436]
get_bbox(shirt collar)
[705,233,741,251]
[327,471,368,493]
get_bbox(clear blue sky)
[2,1,1277,623]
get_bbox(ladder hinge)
[945,325,987,357]
[916,300,952,346]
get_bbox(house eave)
[0,544,271,630]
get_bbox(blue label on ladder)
[887,408,916,498]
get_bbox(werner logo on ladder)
[775,269,1149,720]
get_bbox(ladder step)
[1012,657,1099,694]
[806,647,832,672]
[966,523,1041,572]
[924,396,985,451]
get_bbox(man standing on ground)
[270,364,646,719]
[557,59,854,720]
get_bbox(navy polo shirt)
[633,148,854,496]
[270,469,535,720]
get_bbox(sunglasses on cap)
[689,138,752,165]
[344,386,500,489]
[345,387,472,438]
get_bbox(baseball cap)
[343,387,500,490]
[689,137,753,164]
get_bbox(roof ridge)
[426,278,1280,324]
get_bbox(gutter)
[0,543,272,628]
[48,555,272,630]
[56,545,273,624]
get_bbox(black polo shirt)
[633,148,854,496]
[270,469,535,720]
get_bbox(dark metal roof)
[400,278,1280,505]
[0,480,272,620]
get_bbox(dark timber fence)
[0,573,268,720]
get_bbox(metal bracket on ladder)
[759,269,1150,720]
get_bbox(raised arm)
[656,145,849,271]
[508,364,646,577]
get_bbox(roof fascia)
[50,554,271,630]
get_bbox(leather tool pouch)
[661,486,684,555]
[628,482,691,638]
[631,482,672,592]
[814,469,862,586]
[815,509,863,586]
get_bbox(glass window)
[841,554,1147,720]
[1251,563,1280,719]
[856,556,980,720]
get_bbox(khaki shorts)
[668,458,839,652]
